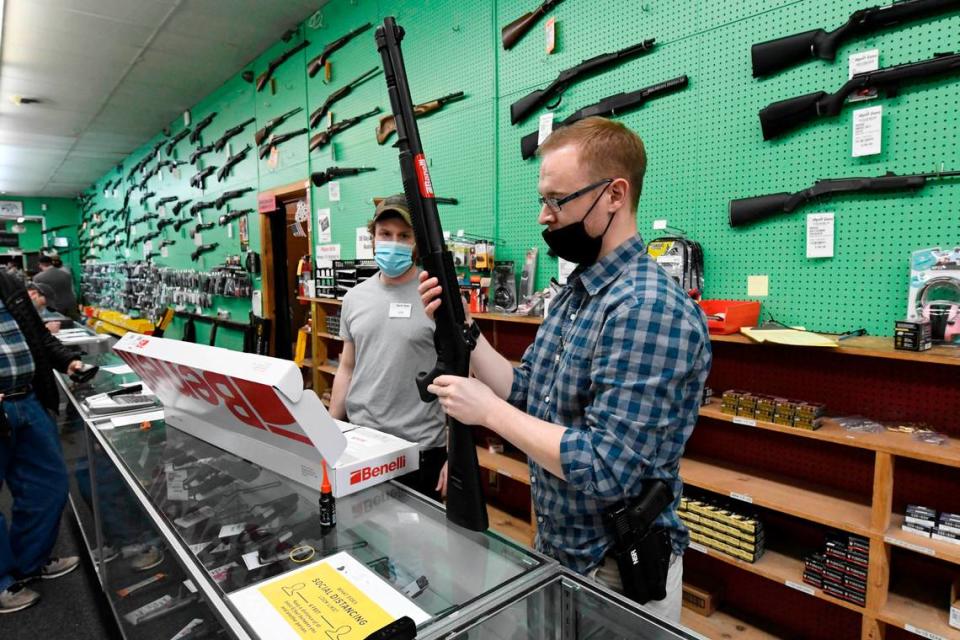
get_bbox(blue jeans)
[0,394,68,591]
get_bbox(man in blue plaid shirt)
[420,117,711,622]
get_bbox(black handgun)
[190,166,217,190]
[191,243,219,261]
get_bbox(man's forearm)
[486,399,566,480]
[470,332,515,399]
[328,369,352,420]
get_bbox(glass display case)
[441,568,703,640]
[56,351,555,639]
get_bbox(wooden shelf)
[699,401,960,469]
[318,364,338,375]
[486,503,534,547]
[680,457,874,537]
[884,515,960,566]
[686,544,865,615]
[317,331,343,341]
[473,312,543,325]
[710,332,960,367]
[879,592,958,639]
[681,608,779,640]
[476,446,530,485]
[298,297,342,306]
[297,358,313,369]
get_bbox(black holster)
[602,480,674,604]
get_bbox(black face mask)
[541,183,614,265]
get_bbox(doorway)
[259,183,311,360]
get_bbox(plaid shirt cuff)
[507,364,530,410]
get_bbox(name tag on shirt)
[389,303,412,319]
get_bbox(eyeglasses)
[538,178,613,214]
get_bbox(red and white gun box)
[113,334,418,496]
[332,420,419,497]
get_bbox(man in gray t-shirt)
[329,194,446,500]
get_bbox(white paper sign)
[538,113,555,145]
[328,181,341,202]
[806,213,835,259]
[852,106,882,157]
[356,227,374,259]
[315,243,341,263]
[194,233,203,247]
[316,208,332,243]
[161,246,169,258]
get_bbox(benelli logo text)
[349,455,406,485]
[116,351,308,445]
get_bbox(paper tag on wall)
[161,246,169,258]
[317,208,332,242]
[848,50,879,102]
[328,181,341,202]
[545,17,556,54]
[316,243,341,263]
[852,106,882,157]
[538,113,555,145]
[806,212,835,259]
[356,228,373,259]
[194,233,202,247]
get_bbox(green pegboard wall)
[79,0,960,347]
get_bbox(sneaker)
[42,556,80,580]
[130,546,164,572]
[0,584,40,613]
[98,544,120,565]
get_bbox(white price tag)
[166,470,189,501]
[848,50,880,101]
[144,240,153,252]
[806,212,835,259]
[545,17,556,54]
[182,580,197,594]
[653,219,667,230]
[785,580,816,595]
[194,233,202,247]
[317,208,332,243]
[730,492,753,504]
[733,416,757,427]
[537,112,555,145]
[227,224,233,239]
[242,551,272,571]
[884,536,935,556]
[904,624,947,640]
[219,523,245,538]
[161,246,169,258]
[852,106,882,157]
[188,541,212,555]
[688,542,708,554]
[328,181,341,202]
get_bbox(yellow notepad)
[740,327,839,347]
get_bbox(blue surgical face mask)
[374,241,414,277]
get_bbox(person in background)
[32,255,78,320]
[328,194,447,501]
[0,268,85,614]
[26,283,61,334]
[419,117,711,621]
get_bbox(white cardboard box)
[330,424,419,498]
[114,334,422,498]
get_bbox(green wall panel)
[78,0,960,347]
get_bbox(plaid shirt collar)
[568,234,646,296]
